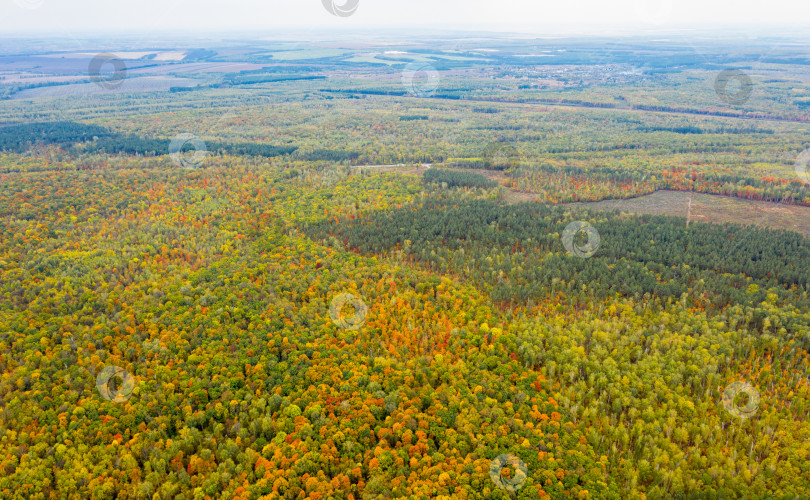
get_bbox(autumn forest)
[0,25,809,500]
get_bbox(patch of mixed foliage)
[422,168,498,189]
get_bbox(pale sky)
[2,0,809,36]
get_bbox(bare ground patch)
[353,166,810,236]
[561,190,810,237]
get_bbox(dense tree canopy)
[0,41,809,498]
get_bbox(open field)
[566,190,810,236]
[11,76,202,98]
[358,164,810,236]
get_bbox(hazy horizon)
[4,0,810,36]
